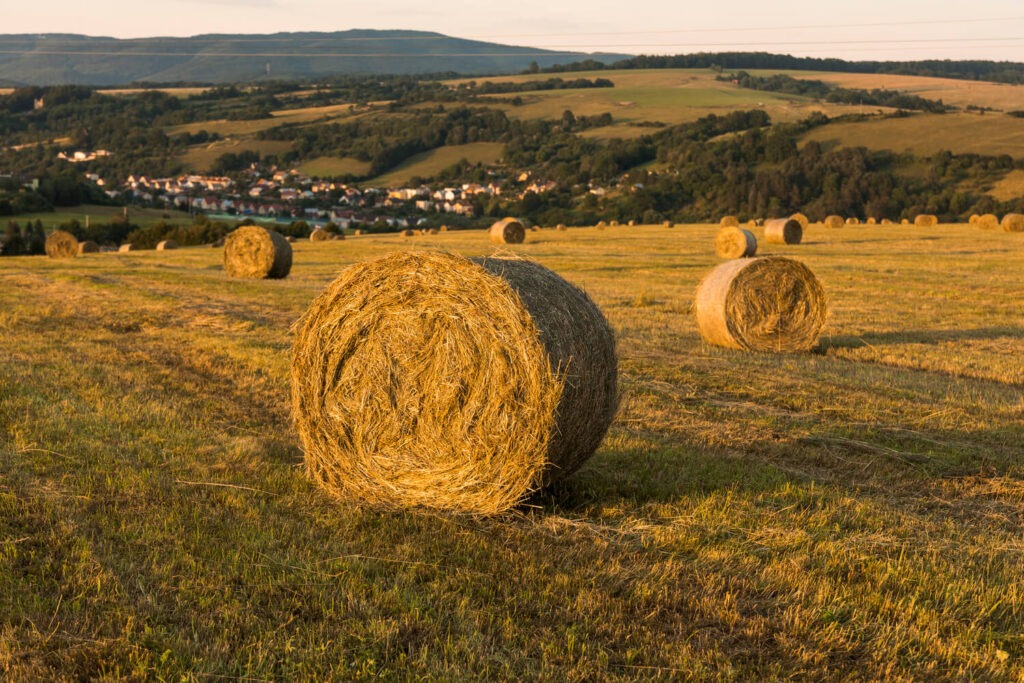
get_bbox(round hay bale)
[332,232,346,241]
[596,221,607,230]
[866,217,877,225]
[790,213,809,230]
[880,219,893,225]
[310,228,330,242]
[290,251,619,514]
[977,214,999,230]
[719,215,740,228]
[489,217,526,244]
[354,229,364,236]
[44,230,79,258]
[845,217,860,226]
[663,221,673,228]
[764,218,803,245]
[901,218,910,225]
[440,225,449,232]
[747,220,757,228]
[824,215,844,229]
[223,225,292,279]
[914,214,938,228]
[427,228,439,235]
[401,229,415,237]
[610,220,619,227]
[118,243,136,252]
[715,227,757,259]
[627,220,636,227]
[694,256,827,353]
[556,224,567,231]
[969,214,980,226]
[156,240,177,251]
[77,240,99,254]
[1001,213,1024,232]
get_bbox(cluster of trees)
[721,72,950,113]
[456,77,614,94]
[0,220,46,256]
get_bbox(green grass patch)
[363,142,504,187]
[5,204,183,230]
[296,156,372,178]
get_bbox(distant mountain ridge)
[0,30,633,86]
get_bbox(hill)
[0,31,631,86]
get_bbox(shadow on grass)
[819,326,1024,350]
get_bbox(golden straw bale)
[880,219,892,225]
[440,225,449,232]
[118,243,136,252]
[556,224,567,231]
[627,220,636,227]
[764,218,802,245]
[969,214,980,226]
[223,225,292,279]
[694,256,827,353]
[310,228,330,241]
[1003,213,1024,232]
[663,221,673,228]
[901,218,910,225]
[489,217,526,244]
[914,214,938,227]
[610,220,619,227]
[977,214,999,230]
[354,229,363,236]
[866,217,877,225]
[44,230,79,258]
[845,217,860,226]
[790,213,809,229]
[719,215,740,228]
[596,221,607,230]
[77,240,99,254]
[824,215,844,229]
[290,252,619,514]
[156,240,177,251]
[427,228,439,235]
[401,229,415,237]
[715,227,757,259]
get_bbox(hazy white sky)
[5,0,1024,61]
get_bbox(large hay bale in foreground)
[156,240,177,251]
[45,230,79,258]
[824,215,844,229]
[223,225,292,279]
[310,228,330,242]
[914,214,938,227]
[715,227,757,259]
[719,215,740,228]
[77,240,99,254]
[764,218,803,245]
[790,213,809,230]
[118,243,136,252]
[694,256,827,353]
[291,251,619,514]
[1002,213,1024,232]
[489,217,526,244]
[977,214,999,230]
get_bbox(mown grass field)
[7,204,184,231]
[1,223,1023,680]
[363,142,505,188]
[180,139,296,174]
[296,156,373,179]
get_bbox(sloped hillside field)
[1,223,1022,679]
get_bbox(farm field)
[1,223,1023,679]
[363,142,505,188]
[296,156,373,178]
[6,204,184,231]
[180,139,296,173]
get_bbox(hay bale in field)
[77,240,99,254]
[427,228,439,235]
[663,221,673,228]
[556,224,567,231]
[866,217,877,225]
[977,214,999,230]
[490,217,526,244]
[694,256,826,353]
[290,251,619,514]
[118,243,136,252]
[223,225,292,279]
[764,218,803,245]
[824,215,844,229]
[44,230,79,258]
[401,229,415,237]
[156,240,177,251]
[914,214,938,228]
[354,229,364,236]
[627,220,636,227]
[715,227,757,259]
[332,232,346,241]
[310,228,330,242]
[596,221,607,230]
[440,225,449,232]
[969,214,980,226]
[845,217,860,226]
[880,219,892,225]
[719,215,740,228]
[790,213,809,230]
[1003,213,1024,232]
[610,220,619,227]
[901,218,910,225]
[284,235,295,243]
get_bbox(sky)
[4,0,1024,62]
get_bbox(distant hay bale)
[223,225,292,279]
[284,235,295,243]
[596,221,607,230]
[719,215,740,228]
[715,227,757,259]
[627,220,636,227]
[747,220,757,228]
[290,251,618,514]
[845,217,860,226]
[354,229,364,236]
[556,224,567,231]
[310,228,330,242]
[969,214,980,226]
[118,243,136,252]
[824,215,844,229]
[401,229,415,237]
[1003,213,1024,232]
[489,217,526,244]
[156,240,177,251]
[44,230,79,258]
[764,218,802,245]
[663,221,673,228]
[914,214,938,227]
[880,219,893,225]
[332,232,346,240]
[866,217,877,225]
[694,256,827,353]
[610,220,619,227]
[977,214,999,230]
[901,218,910,225]
[440,225,449,232]
[77,240,99,254]
[427,228,439,235]
[790,213,809,229]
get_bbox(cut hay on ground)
[310,228,330,242]
[44,230,78,258]
[77,240,99,254]
[490,218,526,244]
[118,244,135,252]
[719,215,740,228]
[824,215,844,229]
[1002,213,1024,232]
[715,227,757,259]
[290,251,619,514]
[790,213,809,230]
[223,225,292,279]
[977,214,999,230]
[156,240,177,251]
[764,218,803,245]
[694,256,827,353]
[915,214,939,227]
